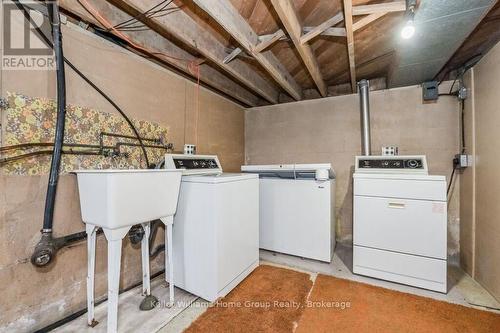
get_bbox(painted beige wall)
[461,41,500,301]
[0,21,244,331]
[246,84,460,256]
[459,69,475,276]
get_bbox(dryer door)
[353,195,447,259]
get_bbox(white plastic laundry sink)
[74,169,182,229]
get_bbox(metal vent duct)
[358,79,371,156]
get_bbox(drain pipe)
[31,2,67,267]
[358,79,372,156]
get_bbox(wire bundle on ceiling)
[76,0,203,147]
[77,0,200,75]
[110,0,181,32]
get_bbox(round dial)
[408,159,419,168]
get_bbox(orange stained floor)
[186,265,500,333]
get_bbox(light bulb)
[401,21,415,39]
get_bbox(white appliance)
[241,164,335,262]
[165,154,259,302]
[353,155,447,293]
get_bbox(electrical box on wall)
[382,146,399,156]
[455,154,471,169]
[422,81,439,101]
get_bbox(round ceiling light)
[401,21,415,39]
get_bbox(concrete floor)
[57,243,500,333]
[53,278,197,333]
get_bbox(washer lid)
[182,173,258,184]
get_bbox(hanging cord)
[195,64,200,147]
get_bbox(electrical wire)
[438,93,467,154]
[75,0,203,147]
[460,99,466,154]
[13,0,151,167]
[449,76,458,95]
[195,65,200,147]
[111,0,172,30]
[14,0,203,165]
[76,0,199,74]
[447,163,457,197]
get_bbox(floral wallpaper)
[1,92,170,175]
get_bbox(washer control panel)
[355,155,428,174]
[173,158,219,170]
[165,154,222,175]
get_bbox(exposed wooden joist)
[279,76,387,103]
[223,47,242,64]
[303,26,346,37]
[352,1,406,16]
[352,12,388,32]
[58,0,263,107]
[107,0,279,104]
[259,33,289,42]
[192,0,303,101]
[271,0,327,97]
[300,12,344,44]
[254,29,285,53]
[343,0,357,93]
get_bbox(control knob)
[408,159,419,168]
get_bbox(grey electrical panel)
[422,81,439,101]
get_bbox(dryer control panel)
[355,155,428,174]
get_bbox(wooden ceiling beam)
[352,12,388,32]
[223,47,243,64]
[226,30,285,61]
[352,1,406,16]
[343,0,357,93]
[271,0,327,97]
[300,12,344,44]
[303,26,346,38]
[192,0,303,101]
[302,1,404,40]
[254,29,285,53]
[107,0,279,104]
[58,0,263,107]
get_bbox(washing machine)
[165,154,259,302]
[353,155,447,293]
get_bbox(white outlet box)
[381,146,399,156]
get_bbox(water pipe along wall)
[0,20,245,332]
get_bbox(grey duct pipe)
[358,79,371,156]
